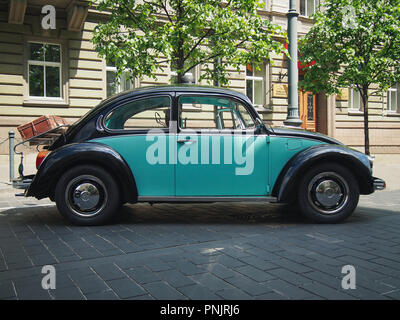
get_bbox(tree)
[91,0,286,86]
[298,0,400,155]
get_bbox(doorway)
[299,91,317,132]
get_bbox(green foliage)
[299,0,400,95]
[91,0,286,85]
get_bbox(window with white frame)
[246,63,265,106]
[349,88,362,111]
[28,42,62,98]
[387,84,399,113]
[106,62,135,97]
[300,0,319,17]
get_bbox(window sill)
[348,110,363,116]
[387,112,400,117]
[254,105,272,113]
[23,98,69,107]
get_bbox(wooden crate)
[17,116,67,141]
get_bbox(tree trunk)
[361,86,370,155]
[176,0,184,84]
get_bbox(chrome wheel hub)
[65,175,107,217]
[73,183,100,211]
[315,180,343,207]
[307,172,349,215]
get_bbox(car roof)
[103,85,251,106]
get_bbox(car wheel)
[55,165,121,226]
[297,163,359,223]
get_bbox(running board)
[137,196,278,203]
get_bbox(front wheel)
[55,165,121,225]
[297,163,359,223]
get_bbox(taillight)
[36,151,50,169]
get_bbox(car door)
[91,94,175,197]
[175,93,270,197]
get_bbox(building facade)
[0,0,399,155]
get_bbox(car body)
[22,85,385,225]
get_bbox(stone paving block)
[234,265,276,282]
[124,266,161,284]
[272,258,313,273]
[167,260,206,276]
[370,257,400,271]
[85,289,119,300]
[212,254,247,269]
[337,256,399,276]
[345,286,391,300]
[300,282,355,300]
[126,294,155,300]
[0,280,15,299]
[29,253,58,266]
[143,281,185,300]
[75,248,103,259]
[268,268,315,287]
[382,290,400,299]
[216,288,253,300]
[184,253,219,265]
[144,260,172,272]
[302,271,340,288]
[302,261,341,277]
[274,251,315,264]
[66,266,96,278]
[14,278,52,300]
[50,286,85,300]
[224,276,271,296]
[189,273,234,291]
[56,255,81,263]
[106,278,146,299]
[202,263,240,279]
[69,274,109,295]
[237,256,279,271]
[157,269,195,288]
[253,291,289,300]
[177,284,221,300]
[92,263,126,281]
[266,279,317,300]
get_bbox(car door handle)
[177,139,196,144]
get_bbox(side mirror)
[255,118,266,134]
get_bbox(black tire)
[55,165,121,226]
[297,163,359,223]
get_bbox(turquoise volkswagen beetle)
[24,85,385,225]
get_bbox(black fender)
[26,142,138,203]
[272,144,374,202]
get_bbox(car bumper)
[373,177,386,191]
[12,175,34,191]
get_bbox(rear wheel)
[55,165,121,225]
[297,163,359,223]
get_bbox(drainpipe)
[284,0,302,127]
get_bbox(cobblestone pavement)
[0,189,399,300]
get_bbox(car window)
[105,96,171,130]
[178,95,255,130]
